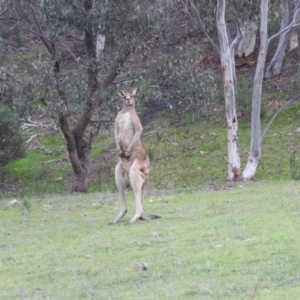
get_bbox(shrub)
[0,105,25,167]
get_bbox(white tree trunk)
[243,0,269,179]
[192,0,300,181]
[289,0,300,50]
[236,21,257,57]
[265,0,300,77]
[96,32,105,61]
[289,30,299,50]
[96,0,107,61]
[265,0,289,78]
[216,0,241,180]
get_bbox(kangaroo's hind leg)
[141,177,149,205]
[128,160,147,223]
[112,161,128,223]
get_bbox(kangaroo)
[112,88,160,224]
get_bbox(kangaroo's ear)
[131,87,137,96]
[118,90,125,97]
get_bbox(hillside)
[1,2,300,197]
[2,88,300,197]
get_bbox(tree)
[265,0,300,78]
[190,0,300,180]
[244,0,300,179]
[242,0,269,179]
[236,21,257,58]
[0,0,172,192]
[215,0,241,180]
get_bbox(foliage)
[151,42,216,115]
[0,65,41,118]
[0,0,179,192]
[0,25,22,48]
[2,181,300,298]
[188,0,280,33]
[0,105,25,167]
[0,0,174,119]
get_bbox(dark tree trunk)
[69,144,90,193]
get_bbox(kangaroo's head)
[118,88,137,107]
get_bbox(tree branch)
[268,7,300,44]
[0,17,52,45]
[261,95,300,142]
[230,22,242,55]
[29,4,54,54]
[0,7,8,16]
[188,0,220,55]
[57,41,82,65]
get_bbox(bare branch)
[0,17,52,45]
[188,0,220,55]
[230,22,242,55]
[57,41,82,65]
[265,50,290,67]
[268,7,300,44]
[261,95,300,142]
[17,56,36,67]
[25,134,38,149]
[222,154,234,169]
[28,4,53,54]
[230,22,242,85]
[0,7,8,16]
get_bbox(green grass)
[6,155,70,195]
[141,110,300,188]
[1,181,300,299]
[6,152,50,181]
[40,132,65,148]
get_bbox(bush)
[0,105,25,167]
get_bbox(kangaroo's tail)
[140,213,161,221]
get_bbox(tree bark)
[289,30,299,50]
[236,21,258,57]
[243,0,269,179]
[289,0,300,50]
[216,0,241,180]
[265,0,289,78]
[35,1,130,193]
[265,0,300,78]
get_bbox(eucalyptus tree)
[0,0,172,192]
[190,0,300,180]
[265,0,300,78]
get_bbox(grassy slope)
[1,180,300,299]
[3,99,300,196]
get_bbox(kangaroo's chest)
[118,112,133,132]
[118,112,136,141]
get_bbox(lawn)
[1,180,300,299]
